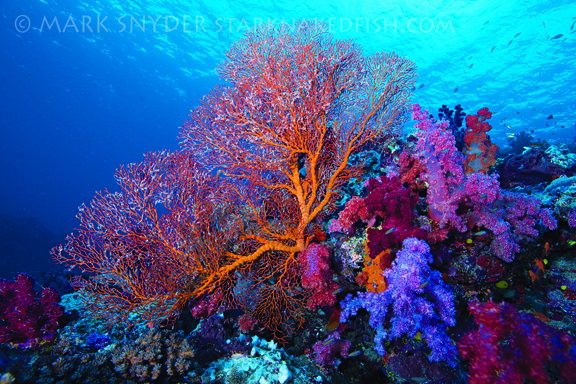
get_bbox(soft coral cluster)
[0,273,64,349]
[340,238,457,366]
[463,107,498,174]
[412,104,556,262]
[329,176,426,258]
[312,331,351,367]
[298,243,340,310]
[458,301,576,384]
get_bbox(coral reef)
[5,21,576,384]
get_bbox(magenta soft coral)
[312,331,351,367]
[298,244,339,309]
[329,176,426,258]
[458,301,576,384]
[328,196,371,233]
[0,273,64,349]
[363,177,427,257]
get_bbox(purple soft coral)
[413,103,557,262]
[312,331,351,367]
[340,238,457,366]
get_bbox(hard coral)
[497,148,566,188]
[110,328,196,381]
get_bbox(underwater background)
[2,0,575,280]
[2,0,576,383]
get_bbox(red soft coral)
[463,108,498,174]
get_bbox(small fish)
[326,310,341,331]
[474,231,488,236]
[532,309,550,323]
[480,193,488,198]
[543,22,546,27]
[514,32,521,38]
[348,350,362,358]
[507,39,513,46]
[469,63,474,69]
[529,270,537,282]
[418,84,425,89]
[544,242,551,256]
[547,114,554,119]
[571,20,576,31]
[491,46,495,53]
[419,281,429,289]
[490,207,499,212]
[385,227,397,235]
[529,142,546,148]
[567,239,576,247]
[506,133,515,138]
[552,34,564,39]
[441,148,451,153]
[535,259,545,273]
[414,331,423,340]
[332,287,344,295]
[323,337,335,346]
[454,87,458,92]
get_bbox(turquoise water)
[23,1,576,136]
[2,0,575,277]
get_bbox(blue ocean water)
[1,1,575,278]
